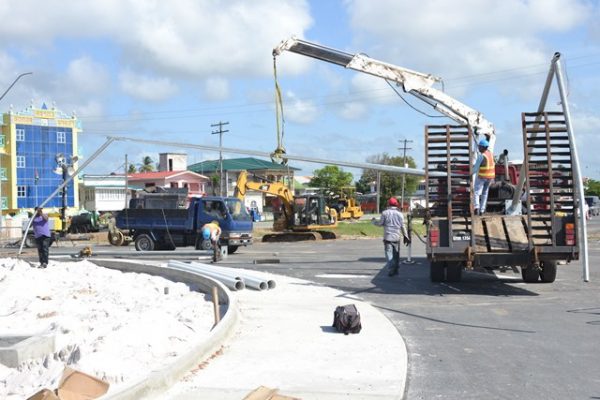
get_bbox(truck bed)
[115,208,192,231]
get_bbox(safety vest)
[478,150,495,179]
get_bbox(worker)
[473,138,495,215]
[201,221,222,262]
[372,197,410,277]
[32,207,52,268]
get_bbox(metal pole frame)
[510,52,588,281]
[18,138,115,256]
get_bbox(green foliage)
[309,165,353,193]
[139,156,155,172]
[356,153,419,210]
[586,179,600,196]
[127,164,137,174]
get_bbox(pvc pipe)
[190,262,275,290]
[168,261,245,291]
[192,263,267,291]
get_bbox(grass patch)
[252,218,426,239]
[332,218,426,238]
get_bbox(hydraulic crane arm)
[273,37,495,146]
[234,170,295,219]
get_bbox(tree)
[127,164,137,174]
[356,153,419,210]
[309,165,353,193]
[139,156,155,172]
[586,179,600,196]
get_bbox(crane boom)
[273,37,495,147]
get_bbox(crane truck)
[273,37,579,283]
[234,170,337,241]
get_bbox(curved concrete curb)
[91,260,239,400]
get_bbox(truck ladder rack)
[425,124,473,246]
[522,111,576,247]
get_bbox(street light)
[54,153,76,236]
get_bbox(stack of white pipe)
[168,260,276,291]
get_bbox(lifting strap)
[271,56,287,165]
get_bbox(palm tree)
[139,156,155,172]
[127,164,137,174]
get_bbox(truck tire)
[430,261,445,282]
[446,262,463,282]
[539,260,557,283]
[521,265,539,283]
[108,231,124,246]
[227,245,239,254]
[24,234,36,249]
[135,234,155,251]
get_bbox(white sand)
[0,258,214,399]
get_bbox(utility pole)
[124,154,129,209]
[399,139,413,212]
[211,121,229,196]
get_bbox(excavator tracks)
[261,230,337,242]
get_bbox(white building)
[79,174,129,212]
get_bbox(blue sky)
[1,0,599,180]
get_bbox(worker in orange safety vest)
[473,138,495,215]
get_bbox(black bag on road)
[332,304,362,334]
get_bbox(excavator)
[234,170,338,241]
[272,37,580,284]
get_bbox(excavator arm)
[234,170,295,227]
[273,37,496,149]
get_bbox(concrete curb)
[91,260,239,400]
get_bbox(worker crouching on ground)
[473,138,495,215]
[372,198,410,277]
[32,207,52,268]
[202,221,222,262]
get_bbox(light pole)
[55,153,77,236]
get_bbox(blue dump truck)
[110,196,253,253]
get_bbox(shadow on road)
[347,256,539,297]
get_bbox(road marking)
[440,283,461,292]
[315,274,371,279]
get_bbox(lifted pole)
[18,138,116,256]
[554,54,589,282]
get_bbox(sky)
[0,0,599,181]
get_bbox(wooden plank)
[244,386,279,400]
[503,216,529,251]
[472,217,487,252]
[483,216,510,251]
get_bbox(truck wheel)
[227,245,239,254]
[539,260,557,283]
[430,261,445,282]
[135,234,155,251]
[108,231,124,246]
[24,234,36,248]
[521,265,539,283]
[446,262,463,282]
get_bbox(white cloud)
[338,101,367,120]
[119,69,178,101]
[0,0,313,79]
[203,78,230,101]
[345,0,593,93]
[284,91,319,124]
[66,57,110,94]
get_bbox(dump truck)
[110,196,253,252]
[273,37,580,282]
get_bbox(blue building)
[1,103,81,213]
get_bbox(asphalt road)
[19,218,600,400]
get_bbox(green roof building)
[188,157,299,198]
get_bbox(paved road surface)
[32,217,600,399]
